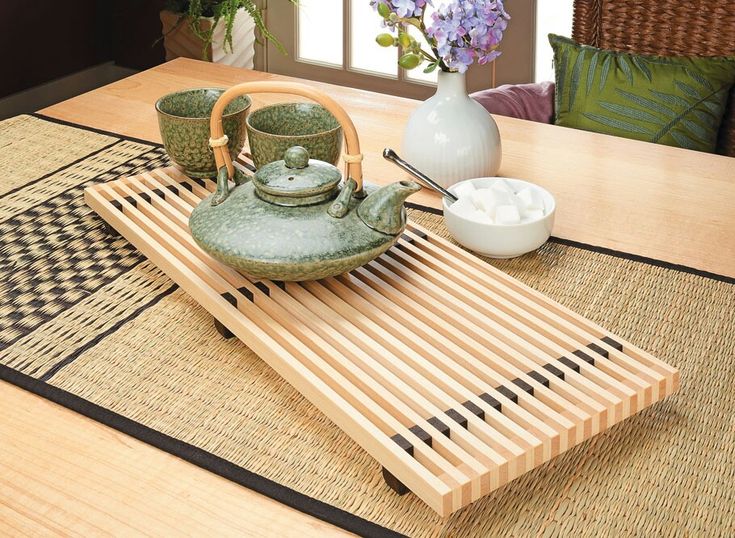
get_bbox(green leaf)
[618,54,634,85]
[650,83,731,144]
[680,119,710,142]
[692,109,718,126]
[675,81,704,101]
[684,67,715,91]
[704,102,723,115]
[670,131,699,150]
[650,90,693,110]
[702,90,727,114]
[631,56,652,82]
[586,51,599,95]
[583,113,654,135]
[569,50,585,108]
[423,62,438,74]
[634,57,678,67]
[598,102,662,124]
[556,49,570,109]
[617,89,677,118]
[599,55,613,91]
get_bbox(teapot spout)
[357,180,421,235]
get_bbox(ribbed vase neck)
[435,71,468,98]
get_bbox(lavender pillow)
[471,81,555,124]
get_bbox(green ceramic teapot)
[189,81,421,281]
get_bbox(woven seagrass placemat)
[1,114,733,537]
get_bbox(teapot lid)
[253,146,342,206]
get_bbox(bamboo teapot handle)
[209,81,364,194]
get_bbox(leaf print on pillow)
[548,33,735,152]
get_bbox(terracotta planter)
[160,8,256,69]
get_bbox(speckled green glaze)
[190,181,383,281]
[246,103,342,169]
[358,180,421,235]
[253,146,342,206]
[189,148,421,281]
[156,88,251,178]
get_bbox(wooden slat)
[84,169,680,516]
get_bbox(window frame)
[262,0,535,99]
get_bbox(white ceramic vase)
[402,71,502,188]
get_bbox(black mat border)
[0,363,404,538]
[4,113,730,536]
[405,202,735,285]
[6,115,403,537]
[30,112,165,148]
[0,139,122,201]
[38,283,179,381]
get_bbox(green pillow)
[549,34,735,153]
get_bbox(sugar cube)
[495,204,521,225]
[472,188,512,216]
[467,209,494,224]
[449,197,477,218]
[515,186,544,211]
[491,179,516,196]
[470,188,493,212]
[521,208,545,222]
[452,181,476,200]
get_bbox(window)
[297,0,344,67]
[348,0,399,77]
[534,0,574,82]
[264,0,535,99]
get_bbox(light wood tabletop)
[41,58,735,278]
[2,58,733,535]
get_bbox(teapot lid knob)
[253,145,342,207]
[284,146,310,169]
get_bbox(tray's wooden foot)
[214,292,238,338]
[382,467,410,495]
[213,288,258,338]
[101,221,120,237]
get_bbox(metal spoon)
[382,148,458,203]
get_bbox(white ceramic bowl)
[442,177,556,258]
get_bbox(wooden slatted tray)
[84,166,679,516]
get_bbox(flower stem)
[418,12,449,71]
[417,48,437,63]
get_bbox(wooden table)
[2,58,733,535]
[40,58,735,278]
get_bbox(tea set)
[154,81,555,281]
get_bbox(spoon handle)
[383,148,458,203]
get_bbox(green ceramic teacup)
[155,88,251,178]
[246,103,343,169]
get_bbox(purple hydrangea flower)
[427,0,510,72]
[371,0,509,73]
[371,0,431,19]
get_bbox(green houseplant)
[160,0,292,68]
